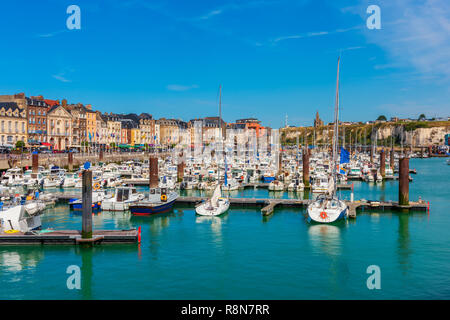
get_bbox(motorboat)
[268,180,284,191]
[69,191,106,211]
[102,186,144,211]
[129,187,178,215]
[0,203,43,233]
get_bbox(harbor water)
[0,158,449,299]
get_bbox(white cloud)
[199,9,223,20]
[356,0,450,81]
[52,74,71,82]
[167,84,199,91]
[272,25,362,44]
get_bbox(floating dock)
[0,229,138,245]
[175,196,428,218]
[51,193,429,218]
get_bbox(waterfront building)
[65,102,87,149]
[85,106,98,148]
[138,113,155,147]
[47,105,73,150]
[157,118,180,146]
[0,93,29,147]
[105,113,122,148]
[26,96,50,146]
[0,102,27,147]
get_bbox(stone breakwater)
[0,152,171,170]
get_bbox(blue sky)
[1,0,449,127]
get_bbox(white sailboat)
[196,85,230,217]
[196,183,230,216]
[307,57,348,223]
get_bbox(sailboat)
[196,85,230,217]
[307,57,348,223]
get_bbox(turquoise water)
[0,158,449,299]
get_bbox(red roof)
[44,99,59,107]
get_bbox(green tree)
[376,115,387,121]
[15,140,25,149]
[418,114,426,121]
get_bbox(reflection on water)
[77,246,93,300]
[398,213,411,275]
[0,247,45,272]
[307,222,350,296]
[195,214,227,244]
[308,223,344,257]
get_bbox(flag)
[340,147,350,164]
[88,132,92,141]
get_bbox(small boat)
[0,203,43,233]
[69,191,106,211]
[268,180,284,191]
[129,188,178,215]
[102,186,144,211]
[288,178,305,192]
[195,184,230,216]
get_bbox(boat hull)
[129,199,176,216]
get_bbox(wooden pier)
[0,229,138,245]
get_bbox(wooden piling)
[149,157,158,188]
[390,148,395,169]
[399,157,409,206]
[32,153,39,174]
[177,162,185,183]
[278,151,282,175]
[99,149,103,162]
[380,149,385,177]
[82,170,93,239]
[302,148,310,187]
[68,152,73,172]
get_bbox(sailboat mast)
[218,84,222,183]
[332,57,340,195]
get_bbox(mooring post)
[99,149,103,162]
[149,157,158,188]
[278,151,282,175]
[68,151,73,172]
[177,161,185,183]
[302,147,310,188]
[380,149,385,178]
[32,152,39,174]
[399,157,409,206]
[390,148,395,169]
[350,183,354,202]
[82,169,93,239]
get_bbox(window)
[22,123,25,133]
[8,121,11,133]
[1,121,3,131]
